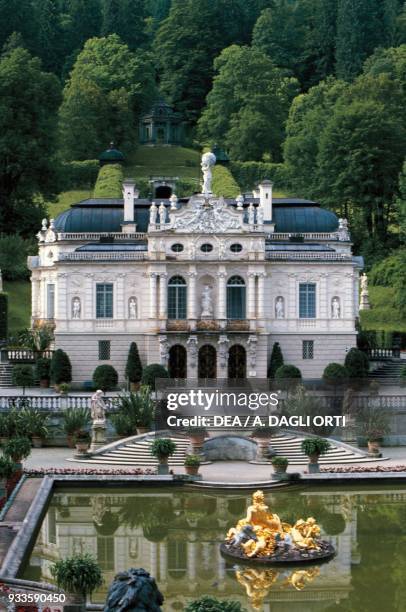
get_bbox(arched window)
[227,276,246,319]
[168,276,187,319]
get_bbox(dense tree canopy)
[101,0,147,49]
[59,35,156,159]
[0,46,61,235]
[198,45,298,161]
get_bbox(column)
[149,273,157,318]
[247,273,256,319]
[218,270,227,320]
[84,273,94,320]
[187,541,197,582]
[319,273,327,320]
[57,272,68,321]
[31,274,40,320]
[159,272,167,318]
[116,273,125,320]
[187,268,197,320]
[150,542,158,578]
[257,273,266,319]
[159,542,168,583]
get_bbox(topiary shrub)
[275,364,302,380]
[50,349,72,385]
[12,365,34,395]
[36,357,51,382]
[322,363,348,387]
[50,554,103,600]
[125,342,143,385]
[92,365,118,391]
[0,293,8,340]
[268,342,284,378]
[344,348,369,380]
[185,596,246,611]
[141,364,169,391]
[301,437,330,458]
[93,163,123,198]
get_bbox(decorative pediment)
[169,195,246,234]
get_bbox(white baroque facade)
[28,163,362,385]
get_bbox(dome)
[99,142,125,165]
[272,205,338,233]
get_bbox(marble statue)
[248,203,255,225]
[91,390,107,425]
[158,202,166,224]
[186,336,198,368]
[104,568,164,612]
[149,203,157,225]
[72,297,81,319]
[188,241,196,259]
[275,297,284,319]
[257,206,264,225]
[236,194,244,210]
[159,336,169,366]
[129,297,137,319]
[201,284,213,318]
[360,273,368,292]
[337,218,350,241]
[201,151,216,195]
[218,335,229,368]
[169,193,178,209]
[360,273,370,310]
[331,297,340,319]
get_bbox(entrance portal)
[155,185,172,199]
[228,344,246,379]
[198,345,217,379]
[168,344,187,378]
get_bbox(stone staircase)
[73,432,383,466]
[0,364,13,388]
[368,359,404,386]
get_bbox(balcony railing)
[57,232,146,241]
[267,232,339,241]
[3,349,54,363]
[58,252,147,261]
[266,252,352,261]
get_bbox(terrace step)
[0,364,13,387]
[72,432,386,466]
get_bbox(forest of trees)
[0,0,405,286]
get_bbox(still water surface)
[21,484,406,611]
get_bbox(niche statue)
[104,568,164,612]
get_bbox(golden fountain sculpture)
[221,490,335,564]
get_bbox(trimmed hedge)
[50,349,72,385]
[141,364,169,391]
[344,348,369,379]
[125,342,143,384]
[212,165,240,197]
[230,161,289,191]
[268,342,284,378]
[0,293,8,340]
[59,160,99,190]
[93,164,124,198]
[93,365,118,391]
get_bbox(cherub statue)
[290,517,321,549]
[91,390,107,425]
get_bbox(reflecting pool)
[21,484,406,611]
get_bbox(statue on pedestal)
[90,390,107,451]
[201,152,216,196]
[275,296,284,319]
[72,297,81,319]
[331,296,340,319]
[360,273,370,310]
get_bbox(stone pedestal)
[360,289,370,310]
[90,423,107,452]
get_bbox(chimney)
[259,180,273,222]
[122,178,137,233]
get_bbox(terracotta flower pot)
[367,440,381,455]
[32,436,43,449]
[75,442,90,454]
[185,465,199,476]
[272,464,288,474]
[136,427,149,435]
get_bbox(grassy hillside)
[3,281,31,336]
[47,189,92,219]
[127,145,201,183]
[360,286,406,333]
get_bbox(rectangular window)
[96,283,113,318]
[97,537,114,571]
[299,283,316,318]
[98,340,111,360]
[303,340,314,360]
[47,284,55,319]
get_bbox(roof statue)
[201,151,216,196]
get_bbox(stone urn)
[367,440,381,457]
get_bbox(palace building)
[28,154,362,385]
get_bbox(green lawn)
[127,145,201,182]
[3,280,31,336]
[360,286,406,333]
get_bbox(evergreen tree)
[0,46,61,235]
[31,0,63,73]
[311,0,338,83]
[125,342,143,385]
[59,35,156,160]
[50,349,72,384]
[60,0,102,61]
[101,0,147,49]
[268,342,284,378]
[0,0,35,53]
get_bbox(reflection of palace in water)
[23,488,406,611]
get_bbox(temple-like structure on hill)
[28,152,362,385]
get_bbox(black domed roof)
[99,142,125,165]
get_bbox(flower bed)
[320,465,406,473]
[24,467,156,476]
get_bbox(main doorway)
[228,344,246,379]
[198,345,217,379]
[168,345,187,378]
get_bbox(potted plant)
[271,456,289,476]
[62,407,91,448]
[136,386,154,434]
[0,456,15,499]
[0,412,15,445]
[3,436,32,469]
[184,454,201,476]
[185,427,207,453]
[59,383,70,396]
[19,408,50,448]
[359,406,390,457]
[50,553,103,607]
[151,438,177,474]
[50,349,72,391]
[252,426,275,461]
[301,437,330,472]
[74,430,91,455]
[12,364,34,395]
[36,357,51,388]
[112,387,154,436]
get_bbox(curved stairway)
[72,432,385,466]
